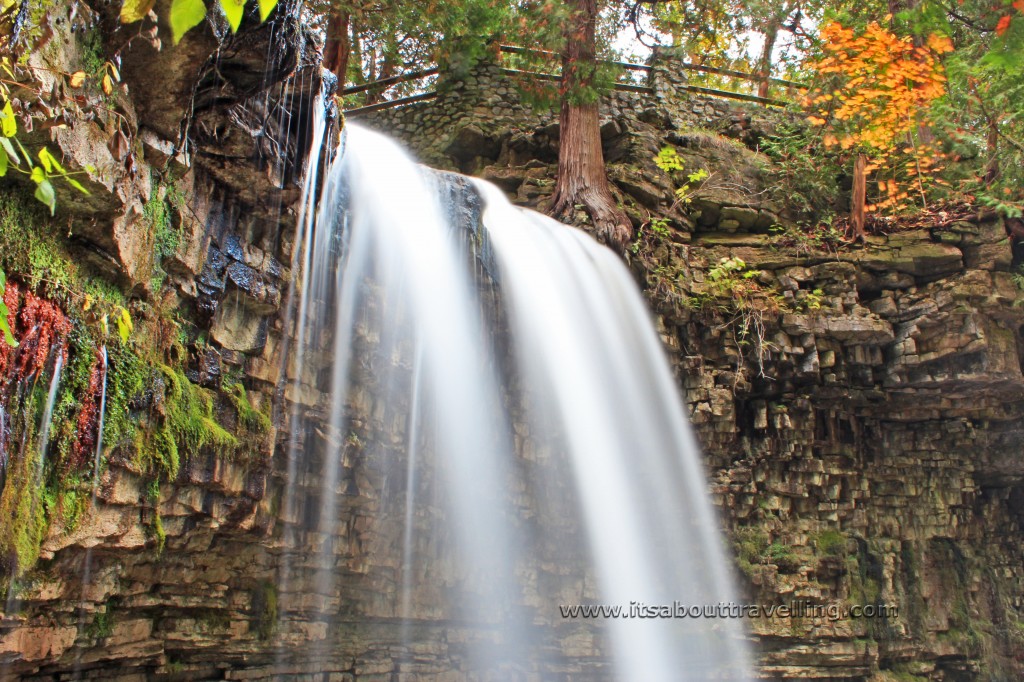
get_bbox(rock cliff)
[0,12,1022,682]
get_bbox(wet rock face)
[3,21,1024,682]
[354,67,1024,678]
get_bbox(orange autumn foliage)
[808,21,953,213]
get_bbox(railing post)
[648,46,690,107]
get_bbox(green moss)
[251,581,278,641]
[0,382,48,575]
[102,341,150,456]
[226,382,272,436]
[149,512,165,557]
[734,527,770,565]
[733,527,770,578]
[146,182,179,291]
[79,27,106,76]
[767,542,801,572]
[160,364,237,461]
[814,530,847,557]
[197,608,231,632]
[86,610,113,640]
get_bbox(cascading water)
[277,122,752,679]
[73,346,108,679]
[1,352,63,679]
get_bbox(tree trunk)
[324,10,351,83]
[548,0,631,252]
[850,153,867,240]
[756,17,781,100]
[984,117,1000,184]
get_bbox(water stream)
[1,352,63,678]
[73,345,108,679]
[276,122,752,679]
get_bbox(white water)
[1,353,64,678]
[73,346,109,679]
[280,123,752,679]
[36,355,63,482]
[92,347,108,496]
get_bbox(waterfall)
[278,122,752,679]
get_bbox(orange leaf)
[996,15,1012,37]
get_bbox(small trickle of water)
[35,355,63,483]
[91,347,108,499]
[0,405,7,479]
[73,346,108,680]
[1,352,64,679]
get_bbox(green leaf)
[40,148,65,174]
[120,0,156,23]
[34,178,56,215]
[0,145,7,177]
[256,0,275,21]
[0,100,16,138]
[0,137,20,165]
[64,176,90,195]
[30,165,45,183]
[0,304,16,348]
[0,268,14,349]
[117,307,133,344]
[219,0,245,32]
[169,0,207,44]
[15,137,32,167]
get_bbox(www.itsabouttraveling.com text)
[559,601,897,621]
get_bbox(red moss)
[70,350,104,469]
[13,292,72,382]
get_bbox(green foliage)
[147,180,186,291]
[654,146,685,173]
[220,0,246,32]
[760,122,843,219]
[799,288,826,312]
[156,0,278,43]
[769,220,847,257]
[169,0,213,43]
[0,55,91,215]
[630,146,710,256]
[1013,263,1024,291]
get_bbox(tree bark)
[324,10,351,84]
[548,0,632,252]
[851,153,867,240]
[756,16,781,100]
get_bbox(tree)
[548,0,632,251]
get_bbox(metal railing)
[341,45,806,115]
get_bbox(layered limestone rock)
[1,27,1023,682]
